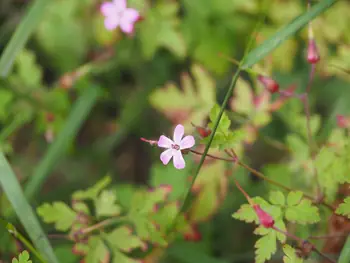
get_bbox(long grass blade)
[0,0,49,77]
[0,153,58,263]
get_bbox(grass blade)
[338,235,350,263]
[0,0,49,77]
[242,0,337,69]
[25,84,101,200]
[0,153,58,263]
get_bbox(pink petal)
[173,151,185,169]
[104,16,120,31]
[180,135,195,150]
[113,0,127,11]
[173,124,184,144]
[120,8,139,34]
[100,2,117,17]
[160,149,173,165]
[158,135,173,148]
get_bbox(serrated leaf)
[269,191,285,206]
[336,197,350,218]
[73,176,111,200]
[95,190,121,217]
[85,237,108,263]
[107,226,146,252]
[209,104,231,133]
[283,244,303,263]
[255,231,277,263]
[232,203,258,224]
[286,191,303,206]
[285,198,320,224]
[149,64,215,131]
[12,250,32,263]
[37,202,76,231]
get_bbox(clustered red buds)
[257,75,279,93]
[253,204,275,228]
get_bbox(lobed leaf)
[37,202,76,231]
[336,197,350,219]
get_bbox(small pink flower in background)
[336,114,350,128]
[158,124,195,170]
[100,0,140,34]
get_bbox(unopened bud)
[336,114,350,128]
[257,75,279,93]
[307,39,320,64]
[253,204,274,228]
[191,123,211,138]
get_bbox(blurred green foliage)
[1,0,350,262]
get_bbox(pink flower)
[100,0,139,34]
[158,124,195,169]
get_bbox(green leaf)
[149,64,215,131]
[139,1,186,59]
[269,191,285,206]
[73,176,112,201]
[285,193,320,224]
[24,84,101,200]
[0,0,49,77]
[0,90,13,120]
[107,226,146,252]
[283,244,303,263]
[95,190,121,218]
[232,203,258,224]
[338,236,350,263]
[286,191,303,206]
[37,202,76,231]
[241,0,337,68]
[12,250,32,263]
[336,197,350,219]
[11,49,42,87]
[255,231,277,263]
[84,237,108,263]
[0,153,58,262]
[209,104,231,133]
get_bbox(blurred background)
[1,0,350,262]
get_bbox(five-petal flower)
[100,0,140,34]
[158,124,195,169]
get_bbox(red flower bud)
[257,75,279,93]
[184,224,202,242]
[336,114,350,128]
[307,39,320,64]
[253,204,274,228]
[191,123,211,138]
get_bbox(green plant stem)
[81,217,127,235]
[273,227,336,263]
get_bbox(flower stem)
[273,226,336,263]
[81,216,127,235]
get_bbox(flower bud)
[191,123,211,138]
[336,114,350,128]
[307,39,320,64]
[253,204,274,228]
[257,75,279,93]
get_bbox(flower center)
[171,144,180,150]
